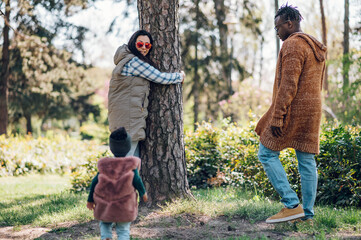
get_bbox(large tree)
[138,0,191,206]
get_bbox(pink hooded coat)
[93,156,141,222]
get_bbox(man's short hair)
[275,3,303,23]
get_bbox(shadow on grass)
[0,191,86,226]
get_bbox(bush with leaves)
[0,134,105,176]
[185,118,300,196]
[185,120,360,207]
[79,123,109,144]
[185,122,222,188]
[316,123,361,207]
[70,150,109,192]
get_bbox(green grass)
[0,174,92,227]
[160,187,361,236]
[161,187,282,222]
[1,174,361,239]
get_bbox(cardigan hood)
[291,32,327,62]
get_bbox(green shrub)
[0,134,105,176]
[185,120,360,207]
[79,123,109,144]
[316,123,361,207]
[185,119,299,194]
[70,150,109,192]
[185,122,222,188]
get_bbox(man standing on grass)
[255,4,326,223]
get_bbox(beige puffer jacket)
[108,45,150,141]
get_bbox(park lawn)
[0,174,93,227]
[162,188,361,236]
[0,174,360,239]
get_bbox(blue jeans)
[99,221,131,240]
[258,143,318,219]
[126,141,139,157]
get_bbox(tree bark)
[137,0,190,206]
[342,0,350,90]
[0,0,10,136]
[319,0,328,91]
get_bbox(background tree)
[319,0,328,91]
[192,0,200,130]
[342,0,350,90]
[138,0,191,206]
[180,0,218,127]
[213,0,231,100]
[0,0,10,135]
[180,0,262,125]
[324,0,361,124]
[8,36,99,133]
[1,0,101,134]
[274,0,279,56]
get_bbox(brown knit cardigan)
[93,156,141,222]
[255,32,327,154]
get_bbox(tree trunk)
[342,0,350,90]
[259,35,264,87]
[137,0,191,206]
[213,0,231,99]
[0,0,10,136]
[274,0,280,58]
[193,0,200,130]
[24,113,32,134]
[319,0,328,91]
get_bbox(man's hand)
[271,126,283,138]
[87,202,95,211]
[143,193,148,202]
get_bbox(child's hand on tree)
[143,193,148,202]
[87,202,95,210]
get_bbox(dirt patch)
[0,225,50,240]
[130,212,303,240]
[1,211,361,240]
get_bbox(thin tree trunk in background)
[137,0,191,207]
[213,0,230,99]
[24,113,32,134]
[193,0,200,131]
[274,0,280,58]
[342,0,350,90]
[0,0,10,136]
[259,35,264,87]
[319,0,328,91]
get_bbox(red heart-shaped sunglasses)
[136,42,152,49]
